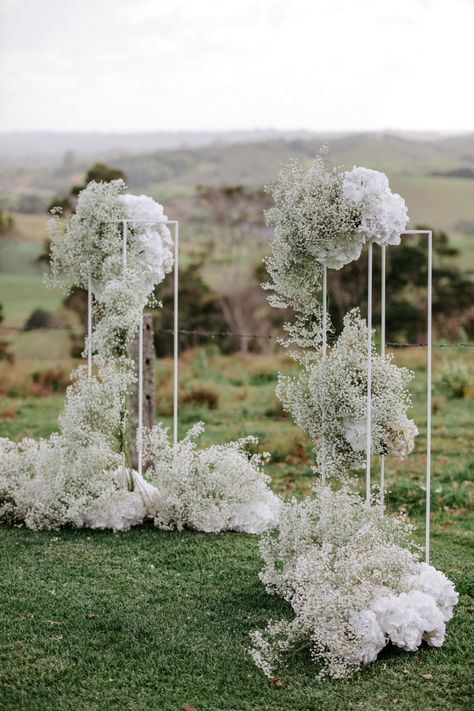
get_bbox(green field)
[0,135,473,709]
[0,347,473,710]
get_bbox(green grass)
[0,350,473,710]
[0,273,65,328]
[0,524,472,711]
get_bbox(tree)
[0,304,14,363]
[48,162,127,214]
[70,163,127,197]
[153,260,232,357]
[0,208,14,237]
[327,227,474,342]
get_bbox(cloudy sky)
[0,0,473,133]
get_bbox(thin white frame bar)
[321,266,327,484]
[87,275,92,379]
[137,311,144,476]
[173,222,180,447]
[366,242,373,502]
[380,245,386,506]
[85,218,180,472]
[368,230,433,562]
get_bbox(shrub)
[438,361,473,399]
[181,385,219,410]
[24,309,61,331]
[29,368,72,396]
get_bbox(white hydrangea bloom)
[348,609,386,664]
[404,562,459,621]
[120,193,174,295]
[373,590,446,650]
[81,467,161,532]
[343,167,409,246]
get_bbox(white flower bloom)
[373,590,446,650]
[343,167,409,246]
[81,467,161,532]
[348,609,386,664]
[404,562,459,622]
[344,421,367,452]
[119,193,174,294]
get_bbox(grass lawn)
[1,349,473,710]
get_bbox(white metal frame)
[86,218,180,477]
[321,230,433,563]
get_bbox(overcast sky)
[0,0,473,134]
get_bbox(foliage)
[0,303,14,364]
[23,308,61,331]
[153,259,231,357]
[437,360,473,399]
[328,227,474,341]
[0,207,14,237]
[181,385,219,410]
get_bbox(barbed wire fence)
[2,324,473,348]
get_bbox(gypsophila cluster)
[342,167,408,247]
[0,358,131,530]
[250,485,458,680]
[142,423,282,534]
[49,181,173,356]
[49,180,173,298]
[277,309,418,480]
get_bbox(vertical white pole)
[426,231,433,563]
[321,265,327,484]
[173,222,179,446]
[87,275,92,379]
[322,266,327,363]
[138,312,144,476]
[380,245,386,505]
[122,220,127,269]
[366,242,373,502]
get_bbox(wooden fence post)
[129,313,155,469]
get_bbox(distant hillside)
[0,129,321,166]
[0,131,473,237]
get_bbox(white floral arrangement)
[48,180,174,357]
[250,486,458,680]
[343,167,409,247]
[0,179,280,535]
[277,308,418,479]
[264,153,408,293]
[142,422,282,534]
[49,180,173,299]
[0,358,132,530]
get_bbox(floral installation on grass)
[142,422,281,534]
[251,150,458,679]
[250,486,458,680]
[0,180,279,534]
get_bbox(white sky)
[0,0,473,133]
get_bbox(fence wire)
[1,324,473,348]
